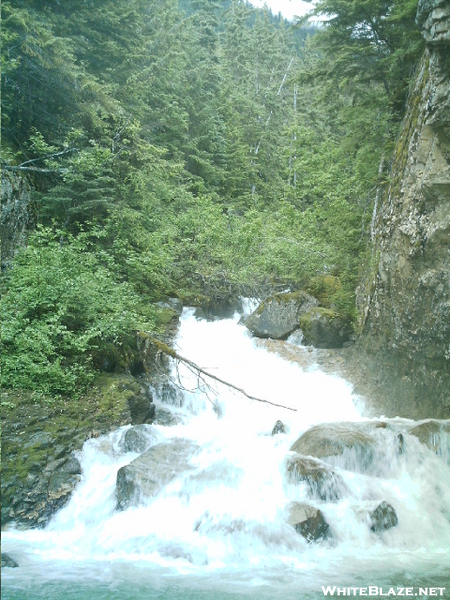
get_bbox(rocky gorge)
[1,2,450,587]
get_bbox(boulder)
[290,423,376,469]
[369,501,398,532]
[272,420,286,435]
[299,308,353,348]
[286,502,330,542]
[409,420,450,453]
[120,425,159,454]
[1,553,19,568]
[285,455,346,501]
[116,438,198,509]
[244,291,318,340]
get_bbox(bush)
[1,226,156,397]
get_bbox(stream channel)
[2,305,450,599]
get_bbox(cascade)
[2,307,450,599]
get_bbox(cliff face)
[359,0,450,418]
[1,171,37,269]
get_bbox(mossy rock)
[299,307,353,348]
[1,372,155,528]
[245,291,318,340]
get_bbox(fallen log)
[141,334,297,412]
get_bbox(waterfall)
[2,308,450,599]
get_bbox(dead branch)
[145,336,297,412]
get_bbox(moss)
[306,276,343,308]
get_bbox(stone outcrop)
[244,291,318,339]
[1,171,37,269]
[116,438,199,509]
[358,0,450,418]
[1,374,156,528]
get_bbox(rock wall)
[358,0,450,418]
[1,171,37,269]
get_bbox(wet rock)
[116,438,199,509]
[369,501,398,532]
[245,291,318,340]
[120,425,159,454]
[299,308,353,349]
[285,455,346,501]
[153,406,182,426]
[1,553,19,568]
[1,373,154,528]
[286,502,330,542]
[120,382,155,425]
[290,423,376,469]
[272,420,286,435]
[409,420,450,454]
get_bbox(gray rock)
[245,291,318,340]
[272,420,286,435]
[120,425,158,454]
[286,501,331,542]
[1,553,19,568]
[370,501,398,532]
[290,423,376,469]
[299,308,353,348]
[357,0,450,419]
[285,455,347,501]
[409,420,450,454]
[116,438,199,509]
[153,406,182,426]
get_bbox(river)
[2,306,450,599]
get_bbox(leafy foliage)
[1,0,425,397]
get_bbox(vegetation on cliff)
[1,0,425,398]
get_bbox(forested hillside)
[1,0,423,398]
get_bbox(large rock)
[116,438,199,509]
[285,455,347,501]
[369,501,398,532]
[409,420,450,454]
[290,423,376,469]
[244,291,318,340]
[299,308,353,348]
[286,502,331,542]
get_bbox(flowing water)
[2,307,450,599]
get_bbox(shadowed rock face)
[369,501,398,532]
[286,502,331,542]
[1,553,19,568]
[299,308,353,349]
[358,0,450,419]
[244,291,318,340]
[116,438,199,509]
